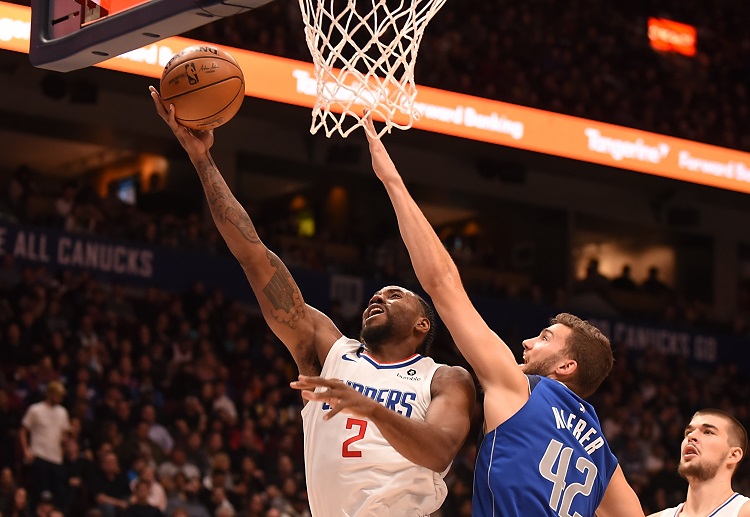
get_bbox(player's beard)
[678,456,723,482]
[520,352,564,377]
[360,318,395,347]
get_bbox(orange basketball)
[160,46,245,130]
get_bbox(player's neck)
[682,476,735,516]
[362,340,419,363]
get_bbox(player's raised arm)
[150,87,341,372]
[361,115,528,410]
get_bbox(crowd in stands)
[0,262,316,517]
[3,159,740,341]
[1,251,750,516]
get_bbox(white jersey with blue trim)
[662,493,750,516]
[301,336,447,517]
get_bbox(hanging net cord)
[299,0,447,138]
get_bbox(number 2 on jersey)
[539,439,598,517]
[342,418,367,457]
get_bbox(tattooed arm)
[150,87,342,372]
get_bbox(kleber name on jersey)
[551,406,605,455]
[322,380,417,417]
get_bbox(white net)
[298,0,447,138]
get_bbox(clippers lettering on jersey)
[551,406,605,455]
[321,381,416,417]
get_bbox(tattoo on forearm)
[263,252,305,328]
[197,159,259,244]
[196,160,305,329]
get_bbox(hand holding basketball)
[159,45,245,130]
[150,86,213,156]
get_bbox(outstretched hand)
[149,85,213,156]
[291,375,378,420]
[362,110,401,184]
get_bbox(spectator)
[6,165,35,222]
[164,478,210,517]
[141,404,174,454]
[33,490,56,517]
[19,381,70,509]
[575,258,611,295]
[89,451,130,517]
[0,253,21,292]
[157,449,200,485]
[611,265,638,291]
[642,266,671,295]
[6,487,32,517]
[183,433,209,478]
[0,467,17,510]
[210,382,237,427]
[129,465,167,513]
[119,421,165,469]
[124,479,164,517]
[62,439,89,516]
[53,182,77,229]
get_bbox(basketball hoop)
[298,0,447,138]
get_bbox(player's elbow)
[419,270,462,297]
[428,452,454,473]
[426,442,460,473]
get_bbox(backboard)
[30,0,274,72]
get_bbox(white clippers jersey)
[662,493,750,516]
[301,336,448,517]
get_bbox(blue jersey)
[473,376,618,517]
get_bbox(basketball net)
[298,0,446,138]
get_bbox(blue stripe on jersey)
[359,353,424,369]
[473,376,618,517]
[709,493,741,516]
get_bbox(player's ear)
[414,316,430,335]
[727,446,743,467]
[556,359,577,377]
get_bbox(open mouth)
[366,306,385,321]
[683,445,698,459]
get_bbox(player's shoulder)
[432,365,475,391]
[738,496,750,517]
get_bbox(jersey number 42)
[539,439,598,517]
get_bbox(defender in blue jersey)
[362,114,645,517]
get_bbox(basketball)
[160,45,245,130]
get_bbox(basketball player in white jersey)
[149,88,476,517]
[649,409,749,517]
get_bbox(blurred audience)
[0,259,748,515]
